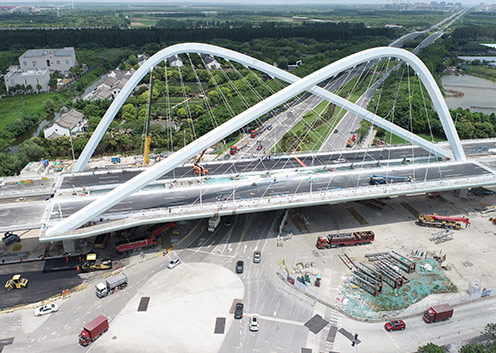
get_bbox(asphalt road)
[49,161,491,224]
[59,139,496,191]
[176,211,315,353]
[0,261,83,308]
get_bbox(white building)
[169,55,184,67]
[43,109,87,139]
[19,47,77,75]
[201,54,221,69]
[4,66,50,93]
[84,68,135,101]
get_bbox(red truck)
[250,130,258,138]
[79,315,109,346]
[115,222,175,254]
[230,146,238,155]
[316,231,375,249]
[423,304,454,323]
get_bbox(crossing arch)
[48,44,464,236]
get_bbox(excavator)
[5,274,28,290]
[193,149,208,176]
[79,253,112,273]
[417,214,470,230]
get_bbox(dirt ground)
[279,188,496,316]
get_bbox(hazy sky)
[3,0,494,4]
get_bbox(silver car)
[167,258,181,269]
[34,303,58,317]
[249,314,260,331]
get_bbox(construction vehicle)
[2,231,21,245]
[93,233,110,250]
[417,214,470,229]
[115,222,175,253]
[423,304,453,323]
[346,132,357,148]
[5,274,28,290]
[208,215,221,232]
[143,72,155,166]
[369,174,412,185]
[79,315,109,346]
[193,149,208,176]
[230,146,238,155]
[316,231,375,249]
[95,273,128,298]
[80,253,112,273]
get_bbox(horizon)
[1,0,490,6]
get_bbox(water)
[458,56,496,66]
[441,73,496,114]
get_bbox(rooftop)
[55,109,84,130]
[21,47,75,59]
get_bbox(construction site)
[276,187,496,320]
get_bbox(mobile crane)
[144,71,154,166]
[417,214,470,229]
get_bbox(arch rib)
[49,44,463,236]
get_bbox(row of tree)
[0,23,395,51]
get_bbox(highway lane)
[49,161,492,224]
[59,139,496,191]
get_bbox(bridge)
[1,40,495,249]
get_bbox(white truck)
[208,215,221,232]
[95,273,128,298]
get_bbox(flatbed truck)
[316,231,375,249]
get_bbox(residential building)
[201,54,221,69]
[43,109,87,139]
[84,68,135,101]
[19,47,77,75]
[4,66,49,93]
[137,53,149,67]
[169,55,184,67]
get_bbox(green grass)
[379,131,446,146]
[0,93,64,129]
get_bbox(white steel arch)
[49,44,464,236]
[74,43,463,173]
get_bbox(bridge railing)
[40,173,496,242]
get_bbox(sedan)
[257,144,263,151]
[234,303,244,319]
[249,314,260,331]
[34,303,58,317]
[236,260,244,274]
[167,258,181,269]
[253,251,261,263]
[384,320,406,331]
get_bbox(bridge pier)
[62,239,76,254]
[454,188,468,199]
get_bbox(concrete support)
[454,189,468,199]
[62,239,76,254]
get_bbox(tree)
[484,323,496,341]
[120,103,137,121]
[36,84,42,93]
[48,76,58,91]
[417,343,445,353]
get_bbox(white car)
[34,303,58,317]
[249,314,260,331]
[167,258,181,269]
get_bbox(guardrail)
[40,173,496,242]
